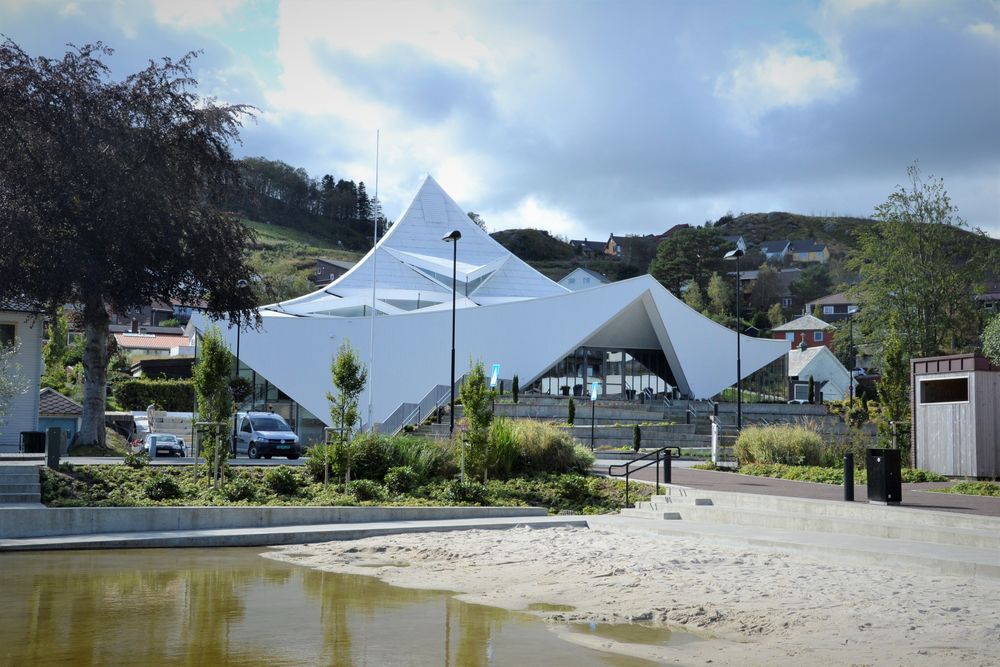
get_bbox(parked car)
[143,433,186,457]
[234,411,301,459]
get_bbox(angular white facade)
[201,176,789,436]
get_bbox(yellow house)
[788,240,830,263]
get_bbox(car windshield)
[251,417,291,432]
[151,435,176,444]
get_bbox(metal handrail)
[607,445,681,507]
[378,373,468,435]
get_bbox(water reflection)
[0,548,655,666]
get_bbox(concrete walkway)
[596,462,1000,517]
[0,515,587,552]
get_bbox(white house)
[788,344,851,403]
[196,176,790,444]
[0,303,43,451]
[558,267,610,291]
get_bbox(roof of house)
[772,314,831,332]
[760,240,790,253]
[317,258,357,270]
[788,239,827,253]
[113,333,192,350]
[659,223,690,238]
[39,387,82,416]
[0,298,46,313]
[570,239,608,252]
[805,291,856,308]
[560,267,610,284]
[788,345,847,378]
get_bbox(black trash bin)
[20,431,46,454]
[866,448,902,505]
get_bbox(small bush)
[437,479,488,505]
[632,424,641,452]
[350,433,398,481]
[304,443,339,483]
[487,417,518,480]
[512,421,591,474]
[123,450,149,469]
[347,478,386,502]
[144,474,182,501]
[935,481,1000,496]
[734,425,824,466]
[265,466,301,495]
[391,434,457,481]
[224,476,257,502]
[567,398,575,425]
[384,466,419,495]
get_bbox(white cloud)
[487,196,579,237]
[715,42,855,127]
[151,0,246,29]
[967,21,999,40]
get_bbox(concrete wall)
[0,312,42,451]
[0,505,547,539]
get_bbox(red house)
[772,314,834,349]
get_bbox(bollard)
[45,427,65,469]
[844,453,854,502]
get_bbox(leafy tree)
[326,339,368,484]
[0,41,258,446]
[683,282,705,312]
[0,340,29,435]
[467,212,487,231]
[750,263,783,311]
[707,273,732,319]
[877,320,911,457]
[650,227,728,296]
[850,163,990,359]
[789,264,831,306]
[41,311,70,392]
[459,361,494,482]
[983,314,1000,366]
[192,326,233,483]
[767,303,786,329]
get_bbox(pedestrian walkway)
[594,463,1000,517]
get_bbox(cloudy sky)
[3,0,999,239]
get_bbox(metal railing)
[378,374,468,436]
[607,445,681,507]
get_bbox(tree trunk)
[78,298,109,447]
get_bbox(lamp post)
[848,312,855,408]
[231,279,249,456]
[442,230,462,435]
[724,247,744,432]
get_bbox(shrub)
[936,481,1000,496]
[224,476,257,502]
[349,433,398,481]
[264,466,301,495]
[144,474,182,501]
[123,450,149,469]
[487,417,518,480]
[820,429,872,468]
[347,478,385,502]
[632,424,641,452]
[304,442,339,483]
[567,398,575,425]
[391,434,457,481]
[512,375,519,403]
[511,421,592,474]
[734,425,824,466]
[111,378,195,411]
[384,466,419,495]
[436,479,487,505]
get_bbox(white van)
[234,411,301,459]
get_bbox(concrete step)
[635,497,715,507]
[0,473,39,485]
[619,509,682,520]
[0,484,41,494]
[0,492,42,504]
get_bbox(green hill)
[243,219,361,303]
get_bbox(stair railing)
[378,373,468,436]
[607,445,681,507]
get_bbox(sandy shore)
[265,525,1000,666]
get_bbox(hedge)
[112,378,195,411]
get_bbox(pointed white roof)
[268,176,566,317]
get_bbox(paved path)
[595,463,1000,517]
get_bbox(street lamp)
[231,279,249,456]
[724,247,744,432]
[442,230,462,435]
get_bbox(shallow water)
[0,548,667,666]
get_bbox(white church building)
[200,176,789,444]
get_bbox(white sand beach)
[265,525,1000,666]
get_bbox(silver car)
[143,433,186,457]
[235,411,301,459]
